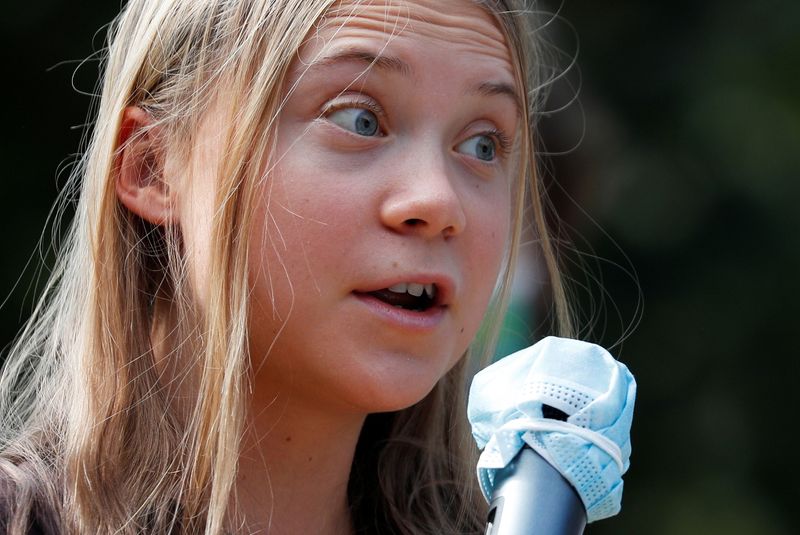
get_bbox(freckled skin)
[183,1,519,415]
[247,0,516,413]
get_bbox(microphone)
[468,337,636,535]
[485,445,586,535]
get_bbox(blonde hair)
[0,1,572,533]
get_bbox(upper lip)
[354,274,455,307]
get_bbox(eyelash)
[322,98,512,161]
[322,98,386,134]
[482,128,513,158]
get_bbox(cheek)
[470,182,512,274]
[258,153,372,270]
[459,187,513,335]
[244,171,351,316]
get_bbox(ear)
[115,106,177,225]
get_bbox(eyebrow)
[471,81,522,117]
[312,49,413,76]
[307,49,521,115]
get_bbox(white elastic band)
[501,417,625,473]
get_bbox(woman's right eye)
[327,107,381,137]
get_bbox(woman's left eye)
[328,107,381,137]
[456,134,497,162]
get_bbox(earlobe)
[115,106,176,225]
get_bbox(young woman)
[0,0,572,533]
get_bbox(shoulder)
[0,462,61,535]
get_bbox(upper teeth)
[387,282,436,298]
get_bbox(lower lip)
[353,293,446,331]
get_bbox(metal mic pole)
[484,446,586,535]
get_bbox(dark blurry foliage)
[1,1,797,533]
[0,2,119,345]
[537,1,799,533]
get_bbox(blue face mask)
[468,336,637,523]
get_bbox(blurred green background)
[1,1,798,533]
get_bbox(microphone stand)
[484,446,586,535]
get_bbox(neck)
[152,316,365,534]
[231,387,365,534]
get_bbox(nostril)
[404,218,424,227]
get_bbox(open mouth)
[359,282,437,312]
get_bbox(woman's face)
[189,0,519,413]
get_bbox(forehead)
[308,0,515,75]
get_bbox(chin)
[339,355,461,415]
[359,385,437,414]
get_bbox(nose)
[380,153,467,239]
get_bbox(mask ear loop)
[480,417,625,473]
[519,418,625,472]
[474,415,626,508]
